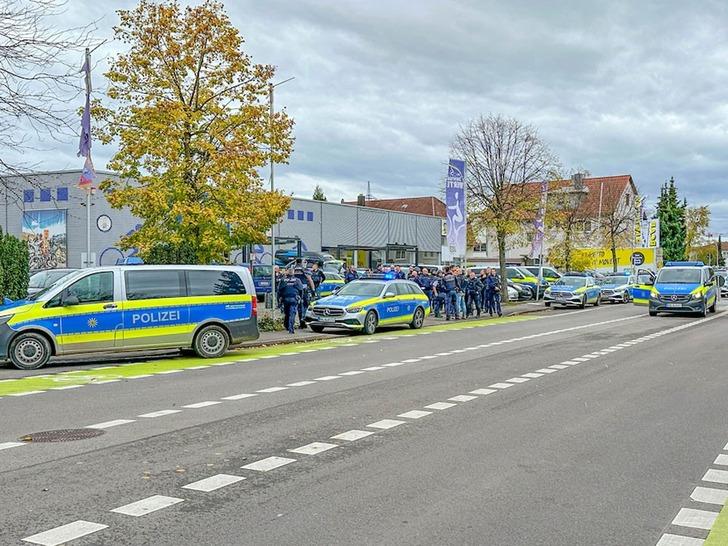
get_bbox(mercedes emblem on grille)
[324,308,330,315]
[671,294,677,301]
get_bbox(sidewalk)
[239,301,545,348]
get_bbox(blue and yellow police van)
[0,265,259,370]
[316,272,345,298]
[305,277,430,334]
[648,261,719,317]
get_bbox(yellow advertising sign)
[647,219,659,248]
[573,247,657,269]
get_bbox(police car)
[0,265,259,370]
[543,274,601,308]
[598,273,635,303]
[305,277,430,334]
[648,261,719,317]
[316,272,345,298]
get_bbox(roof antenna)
[366,180,374,201]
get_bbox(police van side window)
[187,270,247,296]
[125,270,185,301]
[48,272,114,306]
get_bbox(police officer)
[278,269,304,334]
[417,267,434,307]
[294,266,315,329]
[454,266,467,319]
[431,271,444,318]
[441,266,460,320]
[486,268,503,317]
[309,261,325,297]
[464,270,483,318]
[345,265,358,283]
[393,265,405,279]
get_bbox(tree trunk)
[610,234,618,273]
[497,231,509,303]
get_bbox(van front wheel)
[194,325,229,359]
[9,332,51,370]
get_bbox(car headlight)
[691,292,703,301]
[346,306,363,313]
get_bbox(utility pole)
[268,77,294,311]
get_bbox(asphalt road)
[1,303,727,545]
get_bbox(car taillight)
[252,296,257,318]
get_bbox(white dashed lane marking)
[86,419,135,429]
[314,376,340,381]
[521,372,543,378]
[448,395,477,402]
[713,454,728,466]
[0,442,25,450]
[138,410,181,418]
[182,474,245,492]
[221,394,257,401]
[361,367,385,371]
[9,391,44,397]
[469,388,497,395]
[702,468,728,484]
[489,383,513,389]
[330,430,374,442]
[506,377,530,384]
[550,364,569,369]
[656,534,705,546]
[22,520,108,546]
[690,486,728,506]
[242,456,296,472]
[111,495,184,517]
[288,442,338,455]
[536,368,557,374]
[256,387,288,393]
[182,401,221,409]
[671,508,718,530]
[339,370,365,376]
[367,419,406,430]
[287,381,316,387]
[424,402,456,410]
[398,410,432,419]
[382,362,405,367]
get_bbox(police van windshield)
[336,282,383,297]
[657,268,702,284]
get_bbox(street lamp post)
[268,77,294,312]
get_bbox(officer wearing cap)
[417,267,434,307]
[278,269,304,334]
[294,264,315,329]
[309,261,325,298]
[464,270,483,318]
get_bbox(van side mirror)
[718,276,726,287]
[383,291,396,299]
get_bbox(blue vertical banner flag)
[531,178,548,259]
[445,159,467,259]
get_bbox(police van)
[0,265,259,370]
[648,261,720,317]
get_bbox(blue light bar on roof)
[664,261,704,267]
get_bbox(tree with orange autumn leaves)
[96,0,293,263]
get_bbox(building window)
[306,211,314,222]
[297,210,304,221]
[23,190,34,203]
[472,243,488,252]
[287,209,294,220]
[57,187,69,201]
[40,189,51,202]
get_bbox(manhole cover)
[19,429,106,443]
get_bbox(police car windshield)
[556,276,587,287]
[336,281,384,297]
[657,268,702,284]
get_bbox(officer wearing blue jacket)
[417,268,434,305]
[344,265,359,283]
[294,265,315,329]
[309,262,325,296]
[278,269,305,334]
[463,270,483,318]
[441,267,460,320]
[485,269,503,317]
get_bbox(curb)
[237,304,549,349]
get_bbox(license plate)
[666,303,682,308]
[319,316,336,322]
[556,297,567,302]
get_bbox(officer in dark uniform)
[417,267,434,306]
[309,262,325,298]
[294,266,315,328]
[464,270,483,318]
[344,265,358,283]
[485,269,503,317]
[441,267,460,320]
[278,269,304,334]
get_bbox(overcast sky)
[20,0,728,234]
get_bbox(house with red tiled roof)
[468,174,640,265]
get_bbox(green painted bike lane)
[705,501,728,545]
[0,314,537,396]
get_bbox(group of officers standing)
[276,260,505,334]
[408,266,503,321]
